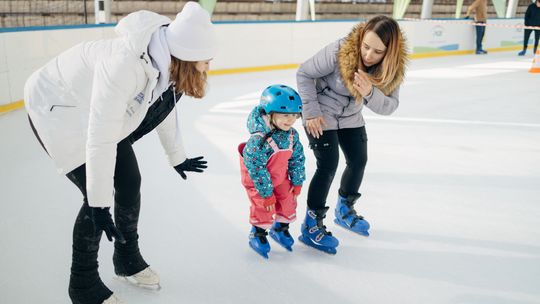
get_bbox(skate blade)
[249,242,269,259]
[116,276,162,291]
[298,235,337,255]
[269,233,293,252]
[334,219,370,237]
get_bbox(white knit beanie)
[165,2,217,61]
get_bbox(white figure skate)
[102,294,124,304]
[118,267,161,290]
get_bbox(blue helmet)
[259,85,302,114]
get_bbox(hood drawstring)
[139,52,149,64]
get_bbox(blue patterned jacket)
[242,105,306,198]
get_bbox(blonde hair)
[357,16,403,89]
[169,56,207,99]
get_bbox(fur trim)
[338,23,408,102]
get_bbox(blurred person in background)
[465,0,489,54]
[518,0,540,56]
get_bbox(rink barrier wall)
[0,18,531,113]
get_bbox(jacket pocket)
[308,141,333,151]
[49,104,76,112]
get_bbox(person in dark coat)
[518,0,540,56]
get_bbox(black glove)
[91,207,126,243]
[174,156,208,179]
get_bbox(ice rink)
[1,51,539,304]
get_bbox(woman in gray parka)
[296,16,408,254]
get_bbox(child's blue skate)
[269,222,294,251]
[334,193,370,236]
[249,226,271,259]
[298,207,339,255]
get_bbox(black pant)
[65,139,148,304]
[305,127,368,210]
[29,117,147,304]
[523,29,540,53]
[475,22,486,52]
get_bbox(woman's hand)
[353,69,373,97]
[90,207,126,244]
[174,156,208,179]
[305,116,326,139]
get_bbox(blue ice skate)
[334,193,370,236]
[249,226,271,259]
[269,222,294,251]
[298,207,339,255]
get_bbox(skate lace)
[316,219,332,236]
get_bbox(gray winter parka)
[296,23,408,130]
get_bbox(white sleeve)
[86,56,137,207]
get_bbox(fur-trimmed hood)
[338,23,408,102]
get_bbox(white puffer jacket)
[24,11,187,207]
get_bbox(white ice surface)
[1,51,539,304]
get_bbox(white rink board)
[0,18,528,105]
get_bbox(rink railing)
[0,18,532,112]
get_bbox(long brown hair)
[169,56,207,99]
[357,16,403,89]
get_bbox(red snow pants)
[238,138,297,230]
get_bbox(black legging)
[523,29,540,53]
[305,127,368,210]
[65,139,148,304]
[27,85,178,303]
[29,117,147,304]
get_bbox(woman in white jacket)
[24,2,216,304]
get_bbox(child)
[238,84,306,259]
